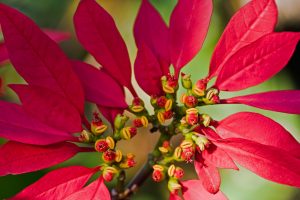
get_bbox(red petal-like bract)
[64,177,111,200]
[0,101,72,145]
[0,42,8,64]
[215,138,300,187]
[10,84,82,133]
[194,154,221,194]
[215,32,300,91]
[170,0,213,75]
[202,145,238,170]
[209,0,277,77]
[72,61,127,109]
[225,90,300,114]
[0,141,80,176]
[134,44,164,96]
[11,166,97,200]
[74,0,134,95]
[134,0,169,74]
[0,3,85,114]
[182,180,228,200]
[169,193,182,200]
[43,29,71,43]
[216,112,300,158]
[97,105,123,126]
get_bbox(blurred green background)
[0,0,300,199]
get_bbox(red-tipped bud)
[184,95,198,108]
[192,79,207,97]
[181,146,195,162]
[102,150,116,163]
[164,110,173,120]
[95,139,109,152]
[79,130,93,143]
[91,112,108,135]
[114,114,129,130]
[121,127,137,140]
[133,116,148,128]
[161,74,178,94]
[174,167,184,179]
[130,97,145,113]
[152,164,165,182]
[102,166,118,182]
[186,108,199,125]
[168,178,182,194]
[159,140,171,153]
[157,96,167,108]
[181,73,192,89]
[203,88,220,105]
[120,153,136,169]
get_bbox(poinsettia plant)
[0,0,300,199]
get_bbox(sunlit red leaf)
[216,112,300,158]
[0,101,72,145]
[72,61,127,109]
[202,144,238,170]
[170,0,213,75]
[134,0,169,74]
[194,153,221,194]
[10,84,82,133]
[215,138,300,187]
[64,177,110,200]
[209,0,277,77]
[225,90,300,114]
[215,32,300,91]
[0,3,85,114]
[0,141,81,176]
[11,166,97,200]
[74,0,134,95]
[134,43,164,96]
[182,180,228,200]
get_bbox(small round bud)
[133,116,149,128]
[95,139,109,152]
[119,153,136,169]
[184,95,198,108]
[181,146,195,162]
[79,130,93,143]
[115,149,123,162]
[102,166,118,182]
[165,99,173,111]
[114,114,129,130]
[173,147,183,160]
[130,97,145,113]
[174,167,184,179]
[161,74,178,94]
[180,93,187,104]
[192,79,207,97]
[204,88,220,105]
[102,150,116,163]
[157,111,165,124]
[91,112,108,135]
[157,96,167,108]
[168,164,176,177]
[194,136,210,151]
[152,165,165,182]
[105,136,115,149]
[121,127,137,140]
[201,114,211,127]
[168,178,182,194]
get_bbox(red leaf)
[72,61,127,109]
[194,153,221,194]
[134,43,164,96]
[0,42,8,64]
[209,0,277,77]
[134,0,169,74]
[182,180,228,200]
[64,177,111,200]
[215,138,300,187]
[225,90,300,114]
[215,32,300,91]
[0,3,85,114]
[170,0,213,75]
[202,144,238,170]
[10,84,82,133]
[216,112,300,158]
[11,166,97,200]
[0,101,72,145]
[0,141,80,176]
[43,29,71,43]
[74,0,134,95]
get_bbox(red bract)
[1,0,300,199]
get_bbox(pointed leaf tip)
[209,0,278,77]
[170,0,213,73]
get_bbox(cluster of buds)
[161,74,178,94]
[181,108,212,128]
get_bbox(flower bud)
[114,114,129,130]
[186,108,199,125]
[119,153,136,169]
[102,166,118,182]
[130,97,145,113]
[157,96,167,108]
[173,147,183,160]
[201,114,211,127]
[180,139,195,162]
[161,74,178,94]
[165,99,173,111]
[120,127,137,140]
[194,136,210,151]
[157,111,165,124]
[174,167,184,179]
[192,79,207,97]
[184,95,198,108]
[181,73,192,89]
[115,149,123,162]
[159,140,171,153]
[102,149,116,163]
[168,164,176,177]
[168,178,181,194]
[79,130,93,143]
[105,136,115,149]
[133,116,149,128]
[152,165,165,182]
[95,139,109,152]
[91,112,108,135]
[180,93,187,104]
[204,88,220,105]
